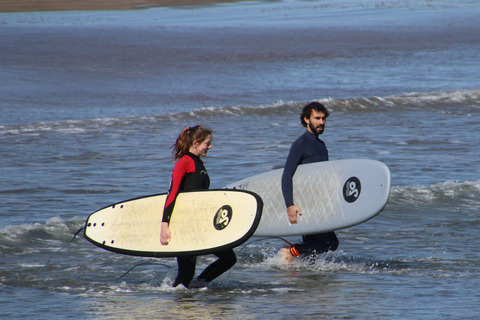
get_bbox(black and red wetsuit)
[163,151,210,224]
[162,152,236,288]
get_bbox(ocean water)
[1,0,480,319]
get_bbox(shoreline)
[0,0,246,13]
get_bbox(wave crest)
[389,180,480,206]
[1,88,478,136]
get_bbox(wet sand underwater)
[0,0,246,13]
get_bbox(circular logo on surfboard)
[343,177,361,203]
[213,205,233,230]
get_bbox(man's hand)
[287,205,302,224]
[160,222,171,245]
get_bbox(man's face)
[305,110,327,136]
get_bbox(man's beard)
[309,122,324,136]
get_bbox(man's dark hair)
[300,102,330,127]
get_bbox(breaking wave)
[1,88,478,137]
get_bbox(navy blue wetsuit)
[281,131,339,255]
[163,152,236,287]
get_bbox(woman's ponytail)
[171,125,212,160]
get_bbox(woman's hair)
[171,125,213,160]
[300,102,330,127]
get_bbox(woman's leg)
[197,249,236,282]
[173,255,197,288]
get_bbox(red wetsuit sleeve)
[162,155,196,223]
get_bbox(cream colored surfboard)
[226,159,390,237]
[84,190,263,257]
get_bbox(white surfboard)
[226,159,390,237]
[84,189,263,257]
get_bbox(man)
[280,101,339,262]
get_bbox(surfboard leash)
[239,236,295,251]
[276,237,301,257]
[276,237,294,247]
[240,237,300,257]
[113,262,172,283]
[36,226,85,277]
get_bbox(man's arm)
[281,139,304,224]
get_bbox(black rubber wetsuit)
[163,152,236,287]
[281,131,339,255]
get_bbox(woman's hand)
[160,222,171,245]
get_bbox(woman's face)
[191,135,212,157]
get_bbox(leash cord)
[239,236,294,253]
[113,262,172,283]
[36,226,85,277]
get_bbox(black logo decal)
[343,177,361,203]
[214,205,233,230]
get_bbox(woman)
[160,125,237,288]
